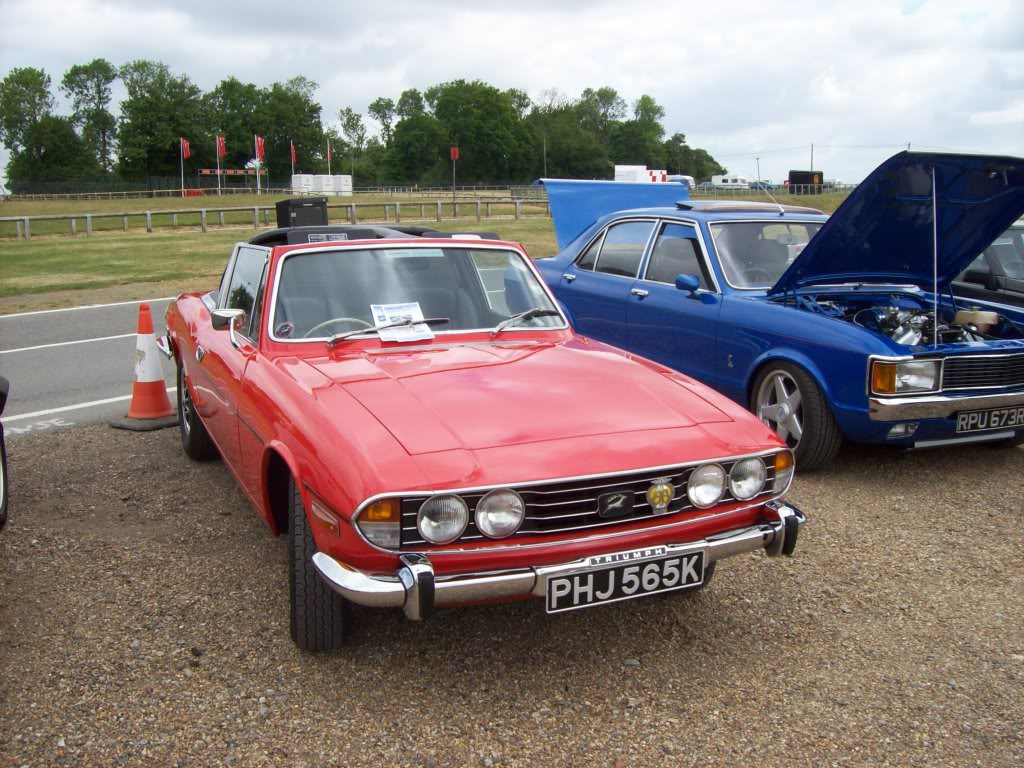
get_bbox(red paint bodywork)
[166,238,789,586]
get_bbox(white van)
[668,174,695,188]
[711,175,750,189]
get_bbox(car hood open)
[305,340,735,455]
[769,151,1024,295]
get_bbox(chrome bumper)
[312,501,806,621]
[868,389,1024,421]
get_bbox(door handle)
[563,274,576,283]
[195,345,205,363]
[630,288,649,298]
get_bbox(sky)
[0,0,1022,186]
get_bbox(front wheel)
[177,358,217,461]
[752,362,842,471]
[289,478,350,651]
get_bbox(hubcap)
[756,371,804,447]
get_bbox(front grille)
[942,353,1024,391]
[399,458,778,548]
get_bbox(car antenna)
[760,185,787,216]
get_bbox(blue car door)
[556,219,657,349]
[627,222,722,387]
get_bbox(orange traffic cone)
[110,303,178,431]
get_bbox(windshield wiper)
[490,308,561,338]
[327,317,450,347]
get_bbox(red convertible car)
[164,225,805,651]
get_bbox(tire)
[752,362,842,471]
[0,429,8,530]
[177,359,217,461]
[289,478,350,651]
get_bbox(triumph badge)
[646,478,674,513]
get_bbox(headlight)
[871,360,940,394]
[687,464,726,508]
[773,451,795,493]
[729,458,767,500]
[417,495,469,544]
[475,489,525,539]
[355,498,400,549]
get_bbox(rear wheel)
[752,362,842,471]
[177,359,217,461]
[289,478,350,651]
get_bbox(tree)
[204,76,264,172]
[0,67,55,152]
[117,60,205,177]
[632,94,666,130]
[390,112,446,180]
[338,107,366,156]
[396,88,425,119]
[60,59,118,172]
[367,97,396,144]
[576,86,626,138]
[5,115,95,189]
[262,78,325,178]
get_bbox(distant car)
[750,181,774,191]
[952,221,1024,314]
[1,376,8,529]
[163,224,806,650]
[539,152,1024,470]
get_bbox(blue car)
[537,152,1024,469]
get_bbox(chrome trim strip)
[868,390,1024,420]
[350,448,794,555]
[265,241,570,344]
[914,431,1015,448]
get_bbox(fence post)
[383,204,389,222]
[395,202,401,223]
[145,211,152,233]
[514,200,521,220]
[545,201,550,216]
[200,209,207,233]
[172,213,178,228]
[475,200,481,222]
[436,201,442,222]
[253,207,259,229]
[15,220,23,240]
[419,203,424,219]
[85,214,92,236]
[122,214,128,231]
[263,208,270,225]
[218,211,225,226]
[349,204,356,224]
[71,218,77,236]
[486,202,492,218]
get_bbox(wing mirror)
[212,308,246,348]
[675,274,701,296]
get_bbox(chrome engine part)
[851,306,987,345]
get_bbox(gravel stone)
[1,426,1022,766]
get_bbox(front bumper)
[312,501,806,621]
[868,389,1024,421]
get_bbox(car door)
[196,243,268,476]
[627,222,722,386]
[556,219,656,348]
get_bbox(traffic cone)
[110,303,178,431]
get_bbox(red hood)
[302,338,736,455]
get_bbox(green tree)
[117,60,205,178]
[0,67,55,152]
[338,107,366,155]
[390,112,446,181]
[576,86,626,139]
[203,76,263,171]
[367,97,396,144]
[396,88,425,119]
[60,59,118,172]
[262,78,325,178]
[6,115,95,189]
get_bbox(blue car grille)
[399,459,778,548]
[942,353,1024,391]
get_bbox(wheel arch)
[745,349,833,409]
[262,441,300,536]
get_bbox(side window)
[645,223,709,289]
[575,235,602,271]
[595,221,654,278]
[223,246,268,340]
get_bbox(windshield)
[271,245,563,340]
[957,224,1024,282]
[710,221,823,289]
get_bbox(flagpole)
[290,140,295,178]
[179,138,185,199]
[254,134,261,196]
[327,140,332,176]
[215,136,221,196]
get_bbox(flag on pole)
[255,134,265,162]
[180,137,191,160]
[216,134,227,158]
[290,140,297,164]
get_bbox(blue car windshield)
[710,221,823,289]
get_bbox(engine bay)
[774,288,1024,347]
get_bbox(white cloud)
[0,0,1021,185]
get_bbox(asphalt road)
[0,297,178,436]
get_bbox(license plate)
[545,549,705,614]
[955,406,1024,433]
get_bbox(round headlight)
[729,458,767,500]
[687,464,726,508]
[475,489,525,539]
[417,495,469,544]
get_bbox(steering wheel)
[303,317,373,338]
[743,268,773,285]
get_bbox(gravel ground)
[1,425,1022,767]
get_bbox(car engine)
[849,306,985,345]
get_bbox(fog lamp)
[887,422,919,439]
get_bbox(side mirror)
[212,308,246,348]
[675,274,701,296]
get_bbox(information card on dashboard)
[370,302,435,342]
